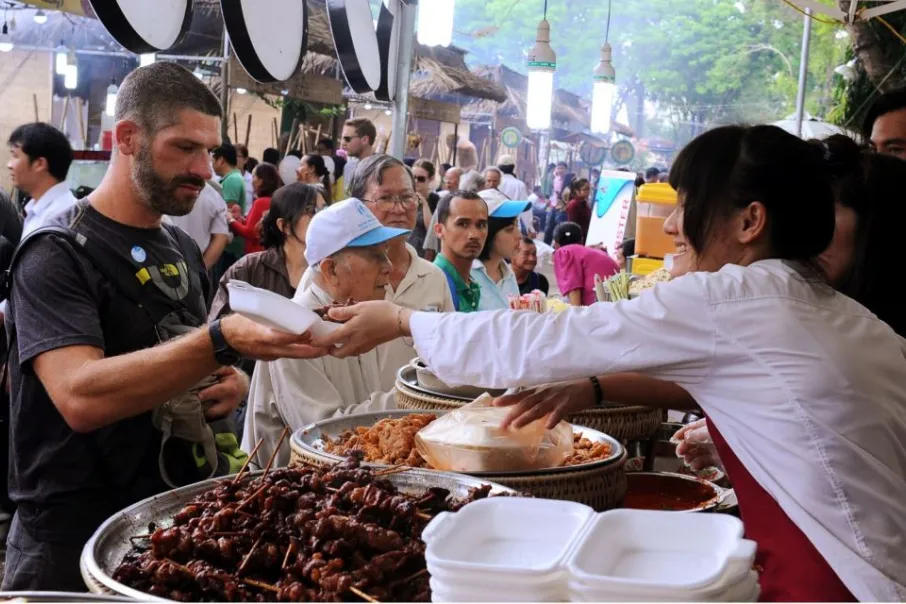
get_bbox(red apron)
[707,418,856,602]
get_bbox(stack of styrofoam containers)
[566,509,759,601]
[421,497,594,602]
[421,498,759,603]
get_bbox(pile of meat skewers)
[113,456,493,602]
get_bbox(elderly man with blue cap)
[469,189,532,311]
[241,199,409,467]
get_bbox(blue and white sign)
[586,170,636,254]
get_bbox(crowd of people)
[0,59,905,600]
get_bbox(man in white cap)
[242,199,408,467]
[497,155,535,237]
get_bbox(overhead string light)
[591,0,616,135]
[525,0,556,130]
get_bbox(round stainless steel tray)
[291,409,625,477]
[81,468,515,601]
[397,364,503,402]
[0,593,131,602]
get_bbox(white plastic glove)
[672,418,723,471]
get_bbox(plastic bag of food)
[415,394,573,472]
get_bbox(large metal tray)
[397,364,504,402]
[291,409,625,477]
[80,469,515,601]
[0,593,132,602]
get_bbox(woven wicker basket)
[395,378,663,442]
[290,427,628,512]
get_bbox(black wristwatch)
[209,319,241,366]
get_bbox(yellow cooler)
[634,183,677,259]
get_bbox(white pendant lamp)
[526,5,556,131]
[64,63,78,90]
[591,0,616,134]
[417,0,455,47]
[0,22,12,53]
[105,79,118,117]
[33,9,48,25]
[55,41,68,75]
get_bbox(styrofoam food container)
[227,280,342,337]
[569,568,759,602]
[430,577,563,602]
[568,509,751,592]
[426,563,563,587]
[423,497,594,574]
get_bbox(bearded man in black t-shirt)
[2,63,328,591]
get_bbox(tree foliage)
[452,0,849,143]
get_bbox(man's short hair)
[213,144,238,167]
[863,88,906,140]
[7,123,73,182]
[262,147,280,165]
[484,166,502,178]
[345,117,377,146]
[645,167,660,180]
[235,143,249,158]
[318,138,335,151]
[115,62,222,135]
[499,164,516,176]
[521,236,536,246]
[436,190,483,225]
[556,161,568,169]
[347,154,415,200]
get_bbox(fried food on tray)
[324,414,437,467]
[322,415,613,469]
[113,456,499,602]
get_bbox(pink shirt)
[553,244,620,305]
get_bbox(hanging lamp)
[591,0,616,134]
[525,0,556,130]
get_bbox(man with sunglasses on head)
[341,118,376,197]
[296,155,454,373]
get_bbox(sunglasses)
[342,135,361,143]
[415,175,428,183]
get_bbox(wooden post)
[59,96,70,131]
[245,115,252,147]
[272,118,279,148]
[284,118,299,154]
[32,93,39,122]
[75,97,86,148]
[233,114,239,144]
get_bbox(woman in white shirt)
[315,125,906,601]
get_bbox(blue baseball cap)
[479,189,531,219]
[305,198,410,265]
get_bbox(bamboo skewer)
[243,578,280,593]
[374,464,411,477]
[281,539,297,571]
[349,586,379,603]
[415,511,433,521]
[262,427,290,478]
[392,568,427,587]
[237,536,262,576]
[236,485,268,511]
[232,438,263,484]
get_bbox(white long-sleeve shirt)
[242,284,397,468]
[22,182,78,238]
[409,259,906,601]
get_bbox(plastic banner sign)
[586,170,635,253]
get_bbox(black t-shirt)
[517,271,550,296]
[7,202,210,542]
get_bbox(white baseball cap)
[478,189,530,219]
[498,154,516,166]
[304,198,410,266]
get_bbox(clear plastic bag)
[415,394,573,472]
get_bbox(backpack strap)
[0,225,74,302]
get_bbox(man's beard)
[132,143,206,217]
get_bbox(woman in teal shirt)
[471,191,530,310]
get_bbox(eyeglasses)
[342,135,361,143]
[415,175,428,183]
[363,194,419,208]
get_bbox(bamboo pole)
[272,118,279,148]
[59,96,70,131]
[233,113,239,144]
[284,118,299,154]
[32,93,39,122]
[244,115,252,147]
